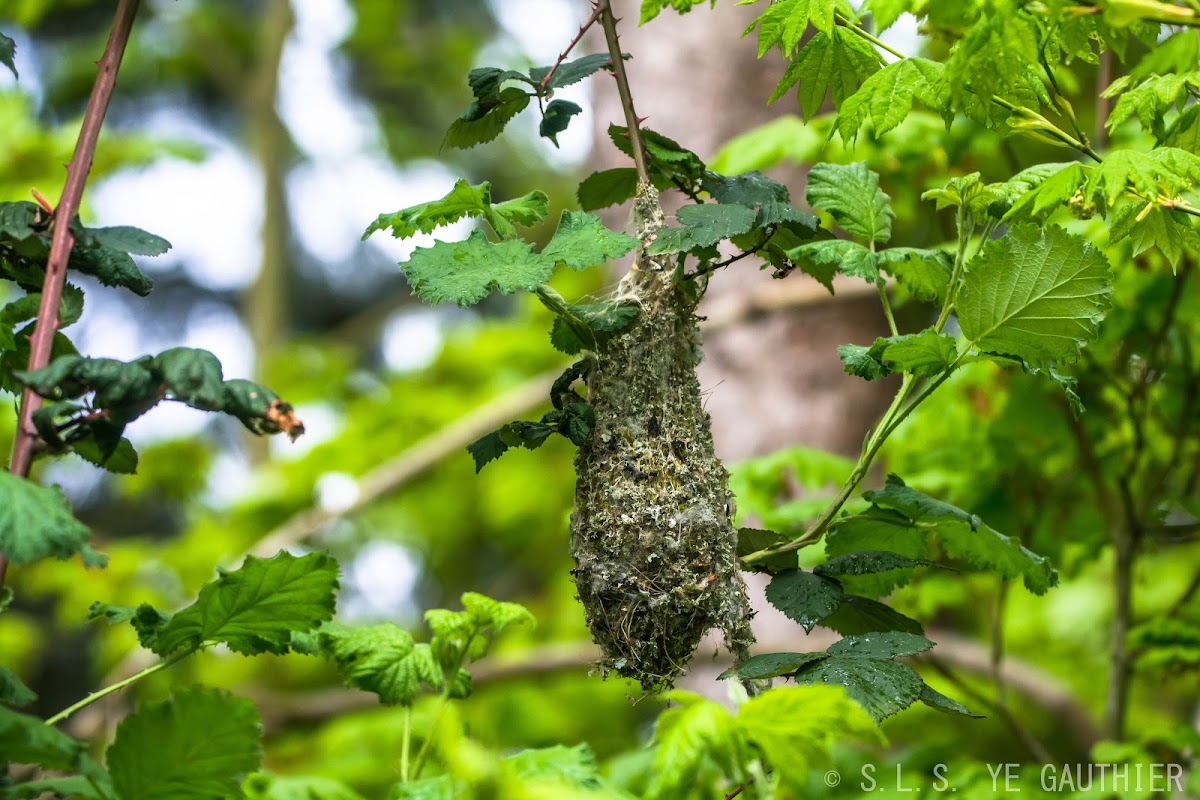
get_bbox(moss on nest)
[569,184,754,691]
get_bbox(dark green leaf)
[827,631,934,659]
[538,99,583,146]
[0,664,36,707]
[647,203,757,255]
[919,684,980,717]
[806,162,894,243]
[0,472,97,567]
[873,330,957,377]
[837,343,889,381]
[703,170,790,206]
[820,594,925,636]
[794,655,924,721]
[577,168,641,210]
[73,432,139,474]
[88,225,172,256]
[764,569,845,633]
[736,527,797,574]
[7,773,111,800]
[155,347,225,411]
[865,474,980,527]
[68,244,153,296]
[718,651,829,680]
[467,430,509,472]
[445,87,530,149]
[0,31,15,78]
[816,550,946,581]
[401,229,553,307]
[0,705,86,770]
[152,551,339,656]
[107,686,262,800]
[542,210,639,271]
[0,201,39,239]
[877,247,952,303]
[531,53,615,89]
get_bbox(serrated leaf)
[837,57,947,142]
[7,773,111,800]
[793,655,924,721]
[542,210,639,271]
[735,685,884,787]
[765,569,845,633]
[703,170,790,206]
[488,190,549,240]
[68,243,153,296]
[152,551,339,656]
[445,86,530,149]
[530,53,615,89]
[467,430,509,472]
[719,651,829,680]
[874,330,957,377]
[155,346,225,411]
[0,472,96,567]
[877,247,951,303]
[390,775,462,800]
[920,684,980,717]
[647,203,757,255]
[1164,103,1200,154]
[815,550,947,597]
[577,168,640,210]
[0,705,86,770]
[1109,202,1200,271]
[87,225,172,256]
[788,239,879,285]
[827,631,934,659]
[647,691,744,798]
[0,31,15,78]
[1002,162,1088,223]
[538,99,583,146]
[820,594,925,635]
[1105,72,1200,135]
[107,687,262,800]
[364,180,491,240]
[0,664,36,707]
[319,622,426,705]
[466,67,530,102]
[73,433,138,474]
[771,28,883,118]
[865,474,979,527]
[502,743,605,789]
[243,773,366,800]
[401,229,554,307]
[837,343,889,380]
[0,200,39,240]
[1085,147,1200,207]
[461,591,535,635]
[959,224,1112,369]
[806,162,893,243]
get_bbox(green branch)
[44,649,192,727]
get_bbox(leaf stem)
[410,692,451,780]
[835,11,904,60]
[935,206,973,333]
[44,649,190,727]
[400,706,412,782]
[3,0,141,591]
[598,1,649,185]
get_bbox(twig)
[539,3,604,92]
[3,0,141,590]
[597,1,648,185]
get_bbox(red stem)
[2,0,141,589]
[539,3,603,92]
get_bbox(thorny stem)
[3,0,141,591]
[540,4,604,92]
[45,649,190,727]
[598,1,649,185]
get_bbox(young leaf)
[541,210,639,271]
[646,203,757,255]
[363,179,491,240]
[445,86,530,149]
[1104,72,1200,135]
[539,99,583,146]
[577,168,641,210]
[0,705,86,770]
[873,330,958,377]
[788,239,879,284]
[107,687,262,800]
[876,247,951,303]
[151,551,339,656]
[836,57,947,142]
[0,472,98,567]
[735,685,884,787]
[793,655,924,721]
[461,591,536,635]
[502,743,609,790]
[718,651,829,680]
[764,569,845,633]
[401,230,554,307]
[1002,162,1089,223]
[390,775,463,800]
[805,162,894,243]
[958,224,1112,369]
[646,690,745,799]
[319,622,426,705]
[639,0,714,24]
[1085,147,1200,207]
[771,29,883,118]
[1109,202,1200,271]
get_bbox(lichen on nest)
[569,183,754,691]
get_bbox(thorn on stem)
[31,189,55,214]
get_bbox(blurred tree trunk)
[590,0,892,461]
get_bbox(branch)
[597,1,648,185]
[540,3,604,92]
[3,0,141,589]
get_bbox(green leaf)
[820,594,925,635]
[945,12,1045,128]
[0,31,16,78]
[958,224,1112,368]
[718,651,829,680]
[744,0,834,58]
[0,200,40,240]
[363,179,491,240]
[837,343,889,381]
[703,170,791,207]
[865,474,979,527]
[152,551,339,656]
[243,773,366,800]
[467,430,509,472]
[1002,162,1089,223]
[874,330,957,377]
[577,168,641,210]
[107,686,262,800]
[0,664,36,706]
[877,247,951,303]
[836,57,947,141]
[736,527,797,574]
[647,203,757,255]
[319,622,427,705]
[0,705,86,770]
[735,685,884,787]
[530,53,615,89]
[461,591,536,635]
[68,243,154,296]
[73,433,139,474]
[815,550,947,597]
[1105,72,1200,135]
[1109,202,1200,271]
[640,0,713,24]
[88,225,172,256]
[7,773,111,800]
[155,347,225,411]
[919,684,980,717]
[542,210,639,271]
[806,162,893,243]
[770,28,883,118]
[401,229,554,307]
[764,569,845,633]
[647,690,744,798]
[538,99,583,146]
[1164,103,1200,154]
[0,472,97,567]
[445,86,530,149]
[1085,147,1200,207]
[502,743,605,789]
[487,190,550,240]
[389,775,463,800]
[788,239,879,285]
[827,631,934,659]
[793,655,924,721]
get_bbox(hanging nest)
[570,184,754,690]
